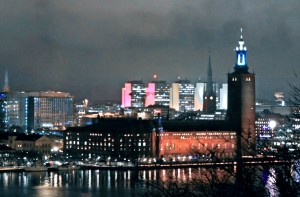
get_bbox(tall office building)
[0,91,74,132]
[227,29,256,155]
[194,82,206,111]
[170,80,195,112]
[122,80,170,108]
[27,91,74,131]
[0,92,28,131]
[121,81,146,108]
[145,81,170,107]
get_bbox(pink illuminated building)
[121,83,132,107]
[121,81,146,108]
[145,83,155,107]
[122,80,170,108]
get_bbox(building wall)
[158,131,236,159]
[194,82,205,111]
[228,73,256,155]
[0,92,29,131]
[64,120,237,161]
[169,83,179,111]
[27,92,74,131]
[0,91,74,132]
[219,83,228,110]
[7,135,61,156]
[179,82,195,112]
[64,119,154,160]
[131,81,146,107]
[170,80,195,112]
[153,81,170,106]
[145,83,155,107]
[122,83,132,107]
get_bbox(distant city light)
[269,120,276,130]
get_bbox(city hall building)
[64,30,255,162]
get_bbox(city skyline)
[0,1,299,103]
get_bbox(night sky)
[0,1,299,104]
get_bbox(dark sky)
[0,1,299,104]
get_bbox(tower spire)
[207,51,213,94]
[234,28,248,73]
[240,28,243,40]
[2,67,10,92]
[203,50,216,114]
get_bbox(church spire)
[234,28,248,73]
[206,51,213,94]
[203,50,216,114]
[3,67,10,92]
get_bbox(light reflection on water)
[0,168,209,196]
[0,167,284,197]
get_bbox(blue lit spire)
[234,28,248,72]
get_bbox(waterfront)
[0,165,288,197]
[0,167,236,197]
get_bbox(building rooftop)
[162,120,232,132]
[15,134,42,141]
[66,118,234,133]
[66,118,154,133]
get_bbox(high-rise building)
[121,81,146,108]
[0,92,28,131]
[0,91,74,132]
[27,91,74,131]
[145,81,170,107]
[170,80,195,112]
[122,80,170,108]
[227,29,256,155]
[194,82,206,111]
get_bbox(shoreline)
[0,159,289,173]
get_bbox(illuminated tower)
[227,29,256,155]
[2,68,10,92]
[203,54,216,113]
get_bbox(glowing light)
[51,147,59,152]
[235,28,247,67]
[269,120,276,130]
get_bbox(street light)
[269,120,276,136]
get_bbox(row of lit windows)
[67,136,147,143]
[65,145,149,152]
[163,143,234,150]
[179,136,235,140]
[160,132,236,136]
[232,77,251,82]
[66,140,146,147]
